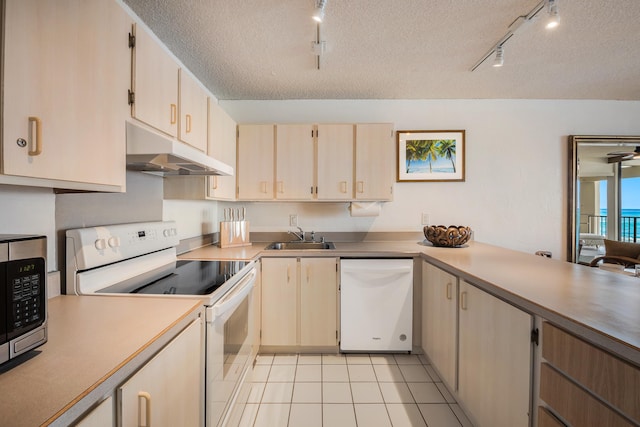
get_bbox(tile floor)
[235,353,473,427]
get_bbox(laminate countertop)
[0,295,202,426]
[180,239,640,366]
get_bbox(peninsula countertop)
[0,295,203,426]
[180,239,640,366]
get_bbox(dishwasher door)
[340,259,413,352]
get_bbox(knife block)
[219,220,251,248]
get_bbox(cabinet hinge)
[531,328,539,346]
[128,90,135,106]
[128,32,136,48]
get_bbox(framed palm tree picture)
[396,130,465,182]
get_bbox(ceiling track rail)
[470,0,546,72]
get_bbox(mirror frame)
[567,135,640,263]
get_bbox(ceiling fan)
[606,146,640,163]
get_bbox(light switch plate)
[421,213,430,225]
[289,214,298,226]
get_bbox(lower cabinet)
[421,262,458,390]
[75,396,114,427]
[540,321,640,426]
[261,257,338,349]
[458,280,532,427]
[118,318,204,427]
[421,261,532,427]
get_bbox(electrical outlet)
[289,214,298,227]
[421,213,430,225]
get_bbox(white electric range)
[66,221,258,427]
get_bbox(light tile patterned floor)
[236,353,473,427]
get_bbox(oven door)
[206,267,256,427]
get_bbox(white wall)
[221,99,640,258]
[0,185,56,270]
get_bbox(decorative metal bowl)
[424,225,472,247]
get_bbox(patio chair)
[588,239,640,267]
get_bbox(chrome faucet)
[288,226,305,241]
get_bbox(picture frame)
[396,130,465,182]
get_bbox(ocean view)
[598,209,640,241]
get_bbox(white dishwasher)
[340,258,413,352]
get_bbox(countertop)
[180,239,640,366]
[0,295,202,426]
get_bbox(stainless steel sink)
[266,241,336,250]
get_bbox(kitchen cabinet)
[421,261,457,390]
[316,124,354,200]
[237,125,275,200]
[208,101,238,200]
[162,100,237,200]
[275,124,315,200]
[119,317,204,427]
[261,257,338,349]
[261,258,297,346]
[355,123,394,200]
[540,321,640,426]
[299,257,338,347]
[75,396,114,427]
[458,280,532,427]
[130,22,179,138]
[2,0,130,191]
[178,69,208,152]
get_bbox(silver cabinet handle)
[460,291,468,310]
[446,282,452,300]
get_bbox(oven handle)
[208,268,256,320]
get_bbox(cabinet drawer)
[537,406,565,427]
[542,322,640,423]
[540,363,634,427]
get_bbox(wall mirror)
[568,135,640,264]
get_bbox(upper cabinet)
[178,70,208,152]
[236,122,393,202]
[2,0,131,191]
[207,101,237,200]
[237,125,275,200]
[276,124,315,200]
[316,124,354,201]
[355,124,394,201]
[130,23,179,138]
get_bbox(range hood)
[125,121,233,176]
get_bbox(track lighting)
[546,0,560,29]
[470,0,562,71]
[313,0,327,23]
[492,46,504,67]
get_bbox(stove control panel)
[67,221,179,271]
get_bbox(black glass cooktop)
[99,260,248,296]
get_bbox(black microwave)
[0,235,47,365]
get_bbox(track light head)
[313,0,327,23]
[546,0,560,29]
[493,46,504,67]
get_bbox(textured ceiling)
[121,0,640,100]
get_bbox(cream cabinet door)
[2,0,130,190]
[458,280,532,427]
[178,69,208,152]
[261,258,298,346]
[275,124,315,200]
[316,124,354,200]
[237,125,275,200]
[208,102,237,200]
[300,258,338,347]
[119,318,203,427]
[75,396,113,427]
[355,123,394,200]
[421,262,457,390]
[131,23,179,138]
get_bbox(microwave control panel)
[6,258,46,340]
